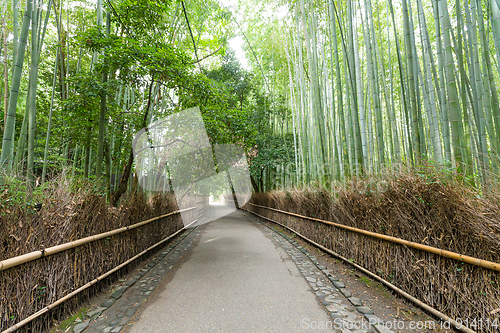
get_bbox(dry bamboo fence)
[248,203,500,272]
[0,192,200,332]
[249,178,500,332]
[245,208,475,333]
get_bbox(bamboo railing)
[1,198,212,333]
[244,207,476,333]
[248,203,500,272]
[0,207,196,272]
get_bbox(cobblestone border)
[248,213,395,333]
[70,226,204,333]
[69,211,398,333]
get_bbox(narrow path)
[125,209,333,332]
[79,206,445,333]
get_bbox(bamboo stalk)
[2,13,7,131]
[402,0,422,161]
[95,10,110,179]
[441,0,465,171]
[245,208,476,333]
[27,0,39,184]
[41,49,59,183]
[0,207,196,271]
[0,0,32,175]
[388,0,413,165]
[247,203,500,273]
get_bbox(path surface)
[126,208,333,332]
[80,205,444,333]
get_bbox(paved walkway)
[126,208,333,332]
[79,205,405,333]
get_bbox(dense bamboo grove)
[237,0,500,190]
[0,0,263,203]
[2,0,500,197]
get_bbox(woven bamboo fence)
[0,192,196,332]
[248,176,500,331]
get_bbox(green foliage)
[0,177,52,214]
[112,0,173,36]
[1,0,266,198]
[176,53,259,151]
[249,132,295,182]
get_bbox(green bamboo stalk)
[347,0,363,174]
[491,0,500,74]
[365,0,385,167]
[432,0,451,163]
[466,0,489,176]
[295,9,309,182]
[27,1,40,184]
[344,54,355,175]
[329,0,347,178]
[355,10,367,170]
[463,0,480,142]
[300,0,328,182]
[88,146,92,177]
[440,0,465,172]
[486,61,500,168]
[14,92,29,169]
[290,26,306,183]
[0,0,32,178]
[2,12,7,132]
[402,0,422,162]
[284,34,300,184]
[11,0,18,75]
[366,80,374,172]
[42,49,59,183]
[72,145,79,177]
[37,0,52,59]
[417,0,443,164]
[475,0,498,166]
[95,10,110,179]
[84,123,91,179]
[453,0,475,179]
[479,0,500,168]
[389,0,413,165]
[386,1,401,162]
[408,1,427,160]
[417,60,436,162]
[105,130,111,199]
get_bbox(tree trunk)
[110,80,154,206]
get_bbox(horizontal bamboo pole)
[1,217,199,333]
[0,207,196,272]
[248,203,500,273]
[244,208,476,333]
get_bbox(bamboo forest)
[1,0,500,191]
[1,0,500,332]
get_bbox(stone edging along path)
[72,226,204,333]
[72,211,396,333]
[245,212,395,333]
